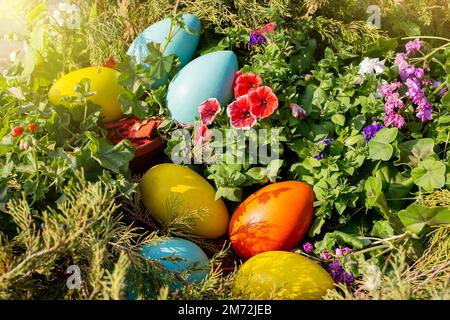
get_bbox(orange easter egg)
[229,181,314,260]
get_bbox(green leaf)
[396,138,436,167]
[398,204,450,234]
[331,114,346,126]
[365,38,399,58]
[411,159,446,192]
[368,127,398,161]
[215,187,242,202]
[371,220,395,238]
[85,132,135,175]
[364,176,391,219]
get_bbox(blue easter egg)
[166,50,238,125]
[126,237,209,299]
[127,14,201,87]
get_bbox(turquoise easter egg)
[127,14,201,87]
[126,237,209,299]
[166,50,238,125]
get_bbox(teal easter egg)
[166,50,238,125]
[127,14,201,87]
[126,237,209,299]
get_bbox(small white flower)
[52,10,65,27]
[52,2,81,29]
[358,57,385,75]
[354,75,365,85]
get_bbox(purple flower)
[320,251,331,261]
[249,32,265,46]
[335,248,343,257]
[395,53,408,65]
[303,242,314,253]
[363,123,384,142]
[317,138,334,146]
[289,103,307,120]
[433,81,448,96]
[328,260,355,286]
[313,138,334,160]
[405,39,425,56]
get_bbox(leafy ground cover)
[0,0,449,299]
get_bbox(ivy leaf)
[396,138,436,167]
[368,127,398,161]
[119,90,149,119]
[411,159,446,192]
[398,204,450,234]
[85,132,135,175]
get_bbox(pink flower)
[320,251,331,261]
[248,86,279,119]
[303,242,314,253]
[198,98,221,125]
[227,95,257,130]
[384,112,406,128]
[194,124,212,145]
[341,247,352,255]
[380,82,402,97]
[405,39,425,56]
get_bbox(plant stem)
[402,36,450,42]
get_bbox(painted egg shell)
[126,237,209,299]
[48,67,124,123]
[232,251,334,300]
[140,164,230,239]
[166,50,238,125]
[127,14,201,87]
[229,181,314,260]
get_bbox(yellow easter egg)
[48,67,125,123]
[140,164,230,239]
[233,251,334,300]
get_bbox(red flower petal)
[198,98,221,125]
[11,126,24,137]
[234,72,262,99]
[227,95,257,130]
[28,123,37,133]
[256,22,277,35]
[102,57,116,69]
[233,70,243,88]
[194,124,212,145]
[248,86,279,119]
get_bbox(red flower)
[11,126,24,137]
[248,86,279,119]
[28,123,37,133]
[194,124,212,145]
[102,57,116,69]
[233,70,243,88]
[198,98,221,125]
[234,72,262,99]
[254,22,277,36]
[227,95,257,130]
